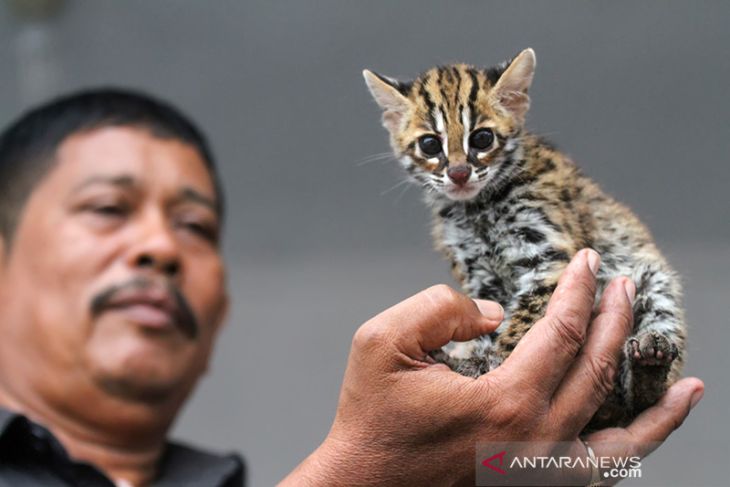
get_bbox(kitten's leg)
[621,262,685,416]
[489,250,574,363]
[434,253,569,376]
[439,275,556,383]
[430,265,509,377]
[493,279,557,363]
[430,338,495,378]
[432,350,502,377]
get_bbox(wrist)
[279,434,388,487]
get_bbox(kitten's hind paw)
[626,331,678,367]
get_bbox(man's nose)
[127,213,182,278]
[447,164,472,186]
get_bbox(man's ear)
[363,69,412,133]
[489,48,536,123]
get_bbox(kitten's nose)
[447,165,472,186]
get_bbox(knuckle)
[424,284,462,307]
[546,313,586,354]
[495,397,545,433]
[486,376,546,429]
[671,414,687,431]
[561,306,586,327]
[352,322,388,350]
[584,352,617,399]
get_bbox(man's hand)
[281,249,704,486]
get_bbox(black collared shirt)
[0,407,245,486]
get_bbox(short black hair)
[0,88,224,243]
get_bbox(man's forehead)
[51,126,219,206]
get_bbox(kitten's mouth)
[444,182,483,201]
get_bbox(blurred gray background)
[0,1,728,485]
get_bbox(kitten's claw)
[626,331,678,367]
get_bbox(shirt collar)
[0,406,18,435]
[0,405,244,486]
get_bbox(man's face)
[0,126,227,408]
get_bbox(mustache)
[90,276,199,340]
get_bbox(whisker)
[356,152,396,167]
[380,178,411,196]
[393,182,412,204]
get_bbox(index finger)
[550,276,635,433]
[495,249,600,397]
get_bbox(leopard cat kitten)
[363,48,685,429]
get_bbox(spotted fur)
[364,49,686,429]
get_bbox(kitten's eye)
[418,135,442,157]
[469,128,495,151]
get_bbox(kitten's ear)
[363,69,411,133]
[490,48,536,123]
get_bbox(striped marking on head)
[461,105,471,154]
[434,109,448,157]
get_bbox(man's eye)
[181,221,218,243]
[469,128,495,150]
[418,135,442,157]
[91,205,127,216]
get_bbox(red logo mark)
[482,450,507,475]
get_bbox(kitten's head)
[364,48,535,201]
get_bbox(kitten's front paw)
[626,331,678,367]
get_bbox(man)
[0,89,703,486]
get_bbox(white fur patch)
[434,109,448,157]
[461,106,471,153]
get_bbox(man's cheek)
[190,282,227,333]
[33,294,88,367]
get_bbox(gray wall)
[0,1,728,485]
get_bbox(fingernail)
[690,389,704,409]
[623,278,636,303]
[474,299,504,321]
[586,249,600,277]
